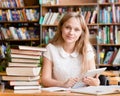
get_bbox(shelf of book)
[0,0,40,46]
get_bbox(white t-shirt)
[43,43,95,82]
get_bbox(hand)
[82,75,100,86]
[63,77,80,88]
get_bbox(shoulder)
[46,43,58,50]
[86,43,94,52]
[86,43,95,60]
[45,43,61,54]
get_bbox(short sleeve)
[43,44,52,61]
[86,44,95,60]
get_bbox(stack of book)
[2,45,47,93]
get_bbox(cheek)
[61,28,67,37]
[76,32,82,39]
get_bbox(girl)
[41,12,100,88]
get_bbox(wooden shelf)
[42,3,97,7]
[98,44,120,46]
[0,5,39,9]
[0,21,39,23]
[99,64,120,67]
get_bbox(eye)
[65,26,71,29]
[75,28,80,32]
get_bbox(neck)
[63,43,75,53]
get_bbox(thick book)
[11,53,40,60]
[2,75,40,81]
[11,58,40,63]
[8,62,39,67]
[14,85,41,90]
[10,49,42,56]
[6,67,41,76]
[10,81,40,86]
[14,89,41,93]
[18,45,47,52]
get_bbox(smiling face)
[61,17,82,45]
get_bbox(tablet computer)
[72,67,107,89]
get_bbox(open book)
[42,85,120,95]
[71,85,120,95]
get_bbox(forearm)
[41,78,65,87]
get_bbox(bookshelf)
[97,1,120,71]
[0,0,40,72]
[40,0,120,75]
[0,0,40,46]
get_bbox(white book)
[42,12,50,24]
[6,67,41,76]
[113,48,120,65]
[90,9,97,24]
[10,81,40,86]
[11,53,40,59]
[11,58,40,63]
[49,12,59,25]
[8,62,39,67]
[18,45,47,52]
[14,89,41,94]
[9,27,19,39]
[10,49,42,56]
[46,12,53,25]
[14,85,41,90]
[0,27,9,39]
[2,75,40,81]
[17,28,27,39]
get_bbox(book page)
[42,85,120,95]
[71,85,120,95]
[42,87,70,92]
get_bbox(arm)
[41,57,64,87]
[82,56,100,86]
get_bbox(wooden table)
[0,89,120,96]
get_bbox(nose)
[69,29,74,34]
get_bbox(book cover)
[103,51,113,64]
[11,58,40,63]
[2,75,40,81]
[10,81,40,86]
[14,85,41,90]
[14,89,41,93]
[10,49,42,56]
[10,53,40,59]
[6,67,41,76]
[8,62,39,67]
[112,48,120,65]
[18,45,47,52]
[108,48,118,64]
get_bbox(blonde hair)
[50,12,92,73]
